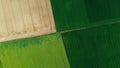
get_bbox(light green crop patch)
[0,33,70,68]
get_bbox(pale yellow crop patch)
[0,0,56,42]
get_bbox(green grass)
[51,0,120,31]
[0,33,70,68]
[62,23,120,68]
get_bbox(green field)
[0,33,70,68]
[62,23,120,68]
